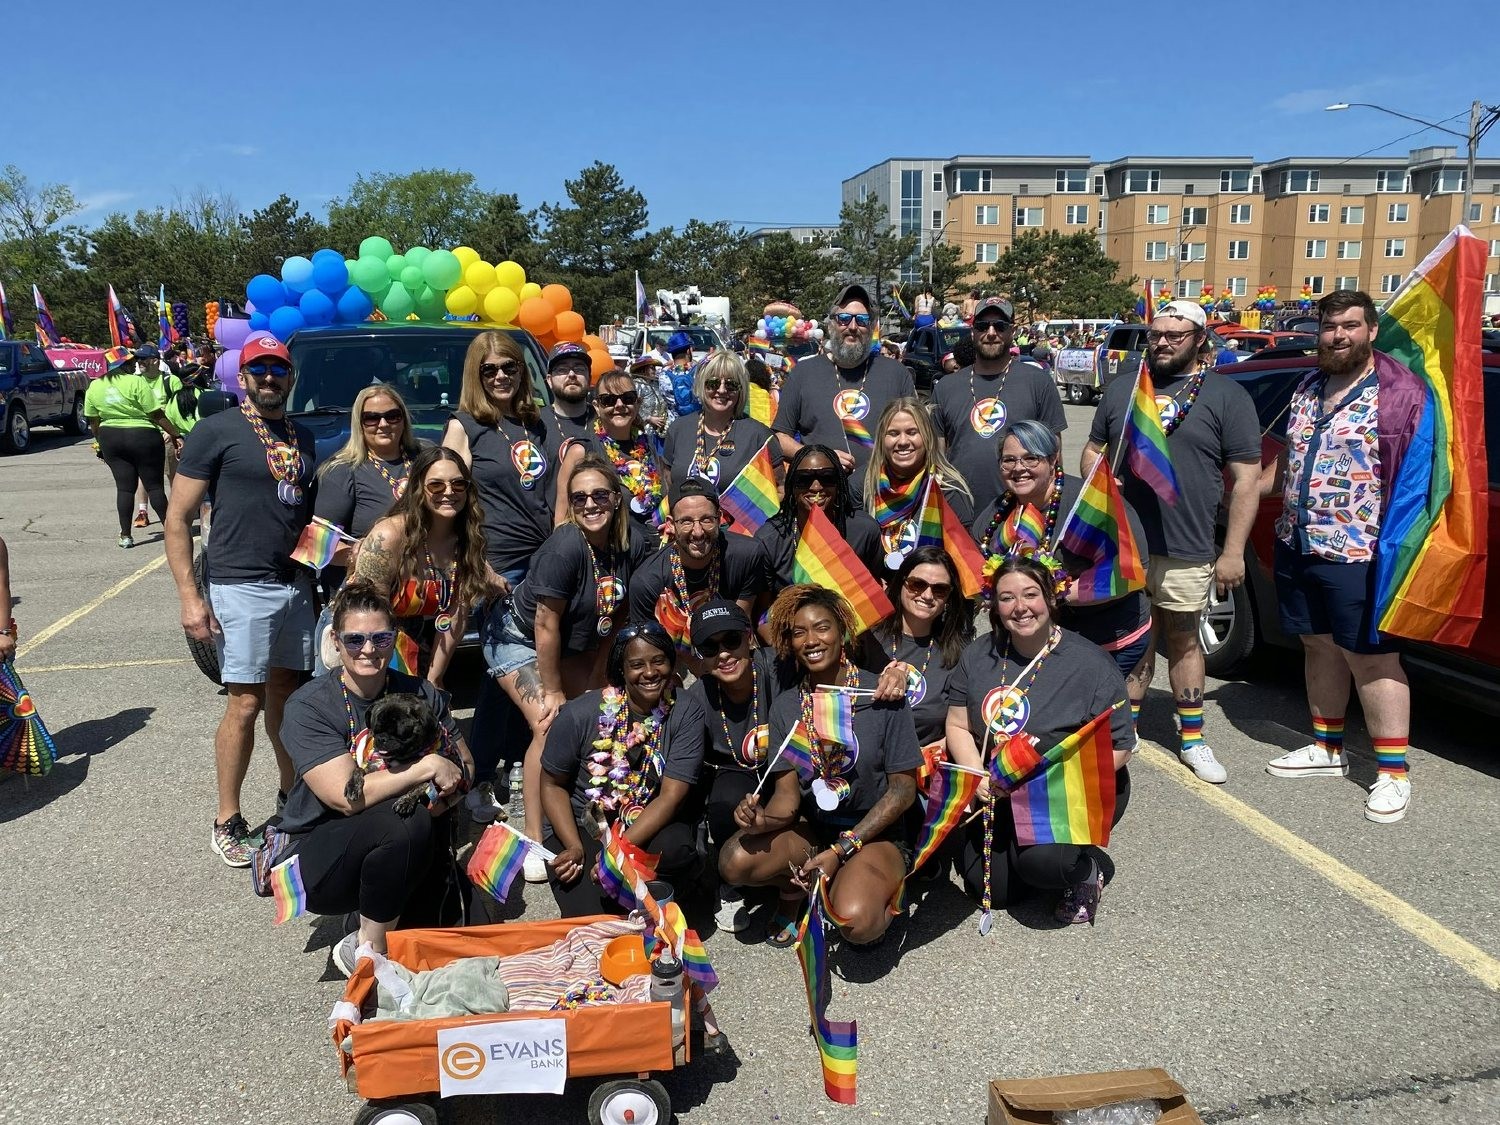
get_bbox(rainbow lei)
[594,418,663,522]
[589,687,670,826]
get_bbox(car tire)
[1,405,30,455]
[1201,577,1256,677]
[1066,382,1088,405]
[63,394,88,435]
[187,550,223,685]
[353,1100,438,1125]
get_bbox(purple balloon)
[214,347,241,391]
[216,316,252,349]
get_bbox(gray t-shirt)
[684,648,795,772]
[932,360,1066,504]
[662,415,783,494]
[772,354,915,503]
[856,630,959,747]
[1087,369,1260,563]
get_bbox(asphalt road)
[1,406,1496,1125]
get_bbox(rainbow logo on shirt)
[969,397,1006,437]
[981,684,1029,737]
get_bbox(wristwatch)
[832,837,856,863]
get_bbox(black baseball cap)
[670,476,721,510]
[689,598,753,650]
[831,283,873,314]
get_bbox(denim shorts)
[482,603,538,678]
[209,576,315,683]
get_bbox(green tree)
[465,193,540,273]
[733,232,837,331]
[326,169,494,253]
[833,194,918,316]
[923,241,978,307]
[0,165,82,338]
[989,230,1136,321]
[651,219,748,298]
[238,194,327,283]
[538,162,652,325]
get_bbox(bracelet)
[835,831,863,861]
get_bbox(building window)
[801,235,814,244]
[1384,238,1406,257]
[1282,169,1321,193]
[1308,204,1331,223]
[1183,185,1195,195]
[1144,241,1169,261]
[1337,241,1362,260]
[1227,241,1250,260]
[1468,203,1482,222]
[1056,169,1087,193]
[1340,205,1365,224]
[1305,239,1328,259]
[1493,205,1500,223]
[974,243,1000,264]
[1176,279,1203,298]
[1125,169,1161,193]
[900,169,923,235]
[1220,169,1252,192]
[858,183,868,202]
[1387,203,1409,222]
[1182,207,1208,226]
[1490,240,1500,257]
[1381,274,1403,294]
[1334,275,1359,290]
[957,169,992,193]
[1304,276,1326,296]
[1225,277,1248,297]
[974,205,999,225]
[1376,170,1408,192]
[1015,207,1043,227]
[1487,274,1500,293]
[1065,204,1088,225]
[1435,169,1466,193]
[931,209,943,230]
[1178,242,1206,263]
[1146,204,1170,224]
[1229,204,1253,224]
[1093,175,1105,194]
[932,171,943,193]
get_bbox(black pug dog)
[344,694,445,816]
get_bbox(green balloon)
[350,258,387,294]
[415,285,446,320]
[400,264,424,294]
[380,285,414,320]
[359,236,395,261]
[405,245,431,266]
[422,248,462,291]
[385,253,408,282]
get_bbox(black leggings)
[543,818,702,918]
[958,766,1132,905]
[701,765,758,851]
[97,426,167,535]
[295,800,448,925]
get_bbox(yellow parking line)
[20,657,186,673]
[14,554,170,661]
[1137,741,1500,991]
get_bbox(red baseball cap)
[240,334,292,368]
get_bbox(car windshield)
[646,327,718,353]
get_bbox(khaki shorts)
[1145,556,1214,614]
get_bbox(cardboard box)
[988,1068,1203,1124]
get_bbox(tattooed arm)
[353,516,403,595]
[798,770,919,884]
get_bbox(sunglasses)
[1145,329,1197,345]
[595,390,639,408]
[339,630,396,652]
[790,468,841,488]
[361,408,404,428]
[479,361,519,379]
[570,488,617,509]
[244,362,290,378]
[424,478,470,496]
[703,379,740,394]
[696,630,747,657]
[974,319,1012,336]
[617,622,670,645]
[903,576,952,600]
[833,312,871,328]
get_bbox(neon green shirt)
[84,373,160,429]
[161,376,198,436]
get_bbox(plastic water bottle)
[507,763,525,821]
[650,950,687,1058]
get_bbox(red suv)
[1203,351,1500,715]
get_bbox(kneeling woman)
[538,623,707,917]
[720,585,922,947]
[275,583,473,975]
[945,557,1134,926]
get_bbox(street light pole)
[926,218,956,288]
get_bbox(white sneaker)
[714,887,751,933]
[1179,744,1228,784]
[523,850,549,883]
[1267,743,1349,779]
[1365,774,1411,823]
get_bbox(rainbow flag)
[107,284,139,349]
[935,487,986,598]
[1009,707,1119,847]
[796,880,857,1104]
[645,900,719,994]
[839,409,873,450]
[388,631,420,676]
[1371,227,1489,646]
[32,285,60,346]
[678,925,718,993]
[597,824,661,913]
[793,505,893,634]
[1119,361,1180,506]
[1004,503,1047,549]
[270,856,307,924]
[909,762,983,873]
[1058,456,1147,604]
[910,475,945,550]
[104,345,134,371]
[811,689,855,747]
[720,438,780,535]
[157,283,178,351]
[290,517,352,571]
[467,823,530,904]
[988,729,1044,791]
[747,381,776,426]
[775,721,818,781]
[0,280,12,339]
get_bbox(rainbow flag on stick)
[796,879,857,1105]
[290,517,355,571]
[909,762,983,873]
[793,505,893,634]
[772,721,818,783]
[389,631,420,676]
[270,856,307,924]
[720,438,780,535]
[0,280,12,339]
[810,689,855,747]
[988,729,1044,791]
[1004,503,1047,549]
[32,285,60,346]
[467,823,548,904]
[927,484,987,598]
[597,824,662,914]
[107,284,139,349]
[1371,226,1489,646]
[1057,454,1147,603]
[158,283,178,351]
[1009,706,1119,847]
[1117,357,1180,507]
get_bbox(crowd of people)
[122,280,1417,975]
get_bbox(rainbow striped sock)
[1130,700,1141,723]
[1312,713,1345,757]
[1177,703,1204,751]
[1373,737,1408,778]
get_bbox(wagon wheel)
[352,1099,439,1125]
[586,1078,671,1125]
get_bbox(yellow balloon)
[518,281,542,301]
[495,260,526,293]
[483,286,520,325]
[452,246,480,269]
[445,285,479,317]
[464,261,497,295]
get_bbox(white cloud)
[75,189,133,214]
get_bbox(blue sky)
[10,0,1495,234]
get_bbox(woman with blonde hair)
[862,396,974,573]
[661,349,782,500]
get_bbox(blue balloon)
[310,248,348,293]
[281,255,315,294]
[246,273,287,312]
[249,311,270,331]
[299,289,336,326]
[335,287,374,324]
[268,305,306,341]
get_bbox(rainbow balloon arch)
[212,239,607,390]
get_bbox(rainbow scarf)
[1121,361,1181,506]
[1059,458,1147,603]
[270,856,307,924]
[1008,706,1119,846]
[793,505,894,634]
[869,467,927,532]
[720,437,780,535]
[810,689,856,748]
[466,823,530,904]
[796,879,858,1104]
[1371,227,1489,645]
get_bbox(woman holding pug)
[273,582,474,976]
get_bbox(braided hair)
[769,443,858,539]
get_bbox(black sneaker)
[211,814,256,868]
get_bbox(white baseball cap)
[1153,300,1206,328]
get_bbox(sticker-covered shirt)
[1276,368,1382,563]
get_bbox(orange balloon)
[541,283,573,314]
[589,349,615,380]
[534,331,557,353]
[554,310,586,342]
[580,334,605,351]
[517,296,556,338]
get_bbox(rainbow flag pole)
[752,723,809,798]
[0,280,12,339]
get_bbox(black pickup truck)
[0,339,91,453]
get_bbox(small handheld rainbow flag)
[107,284,139,349]
[32,285,60,346]
[775,721,818,782]
[933,486,987,598]
[467,823,534,904]
[796,879,857,1104]
[988,729,1044,792]
[793,506,893,634]
[290,517,355,571]
[839,410,873,450]
[645,899,719,995]
[1009,706,1119,846]
[270,855,307,924]
[908,762,984,874]
[1004,503,1047,550]
[1058,455,1147,604]
[158,283,179,351]
[1119,362,1180,506]
[720,438,780,535]
[597,824,661,913]
[810,689,855,747]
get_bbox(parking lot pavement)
[1,429,1496,1124]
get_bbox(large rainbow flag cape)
[1057,455,1148,604]
[1008,706,1119,847]
[1371,227,1489,646]
[0,659,58,776]
[32,285,60,346]
[793,504,893,634]
[107,284,139,349]
[1117,354,1180,507]
[796,879,858,1104]
[467,822,533,904]
[0,280,12,339]
[720,437,780,535]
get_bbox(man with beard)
[628,478,768,674]
[772,283,914,505]
[1261,290,1423,823]
[931,296,1065,501]
[1081,301,1260,784]
[165,334,318,866]
[544,342,595,444]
